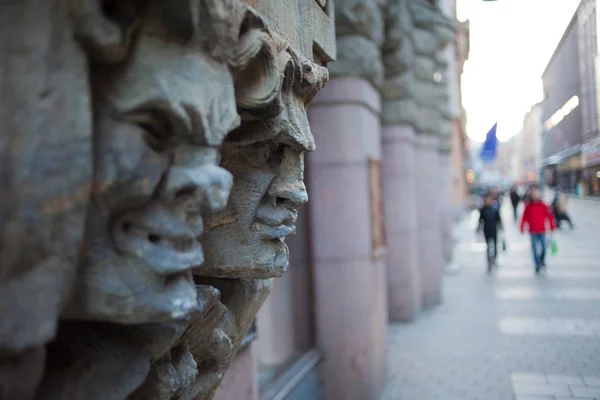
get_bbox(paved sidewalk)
[381,199,600,400]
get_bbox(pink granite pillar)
[213,344,258,400]
[381,125,420,321]
[438,151,453,266]
[416,134,444,307]
[307,77,387,400]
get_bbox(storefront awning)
[542,145,582,167]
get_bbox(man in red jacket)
[520,184,556,273]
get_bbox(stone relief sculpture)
[132,12,328,400]
[0,1,328,399]
[0,1,94,398]
[195,31,329,399]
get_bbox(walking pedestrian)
[520,184,556,274]
[477,193,503,273]
[509,185,520,222]
[552,190,574,230]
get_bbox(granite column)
[380,0,421,321]
[307,1,388,398]
[409,0,445,307]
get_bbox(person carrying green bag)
[520,185,557,274]
[549,235,558,255]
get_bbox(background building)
[539,0,600,194]
[579,0,600,195]
[451,18,471,217]
[541,11,583,192]
[476,136,517,187]
[515,103,544,183]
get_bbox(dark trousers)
[556,213,573,228]
[512,204,518,221]
[484,232,497,263]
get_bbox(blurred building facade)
[579,0,600,195]
[541,0,600,195]
[451,19,471,217]
[541,11,583,192]
[515,103,544,183]
[479,137,518,185]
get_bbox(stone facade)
[0,1,331,399]
[303,0,459,397]
[381,0,421,322]
[307,1,388,398]
[379,0,458,321]
[451,18,471,218]
[0,0,467,399]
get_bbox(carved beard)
[125,279,271,400]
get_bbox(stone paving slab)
[381,199,600,400]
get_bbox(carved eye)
[128,109,173,152]
[241,142,286,169]
[140,123,169,152]
[267,143,285,167]
[241,142,271,168]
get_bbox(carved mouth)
[113,216,204,274]
[254,223,295,240]
[254,205,297,240]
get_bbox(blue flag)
[480,123,498,163]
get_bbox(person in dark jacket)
[552,190,574,229]
[520,185,556,273]
[477,193,503,272]
[489,188,501,210]
[509,186,520,221]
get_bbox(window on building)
[544,95,579,131]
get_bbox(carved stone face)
[190,57,327,382]
[64,4,241,325]
[200,85,315,280]
[201,135,312,279]
[199,53,327,283]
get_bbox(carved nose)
[268,149,308,206]
[161,164,233,214]
[269,177,308,206]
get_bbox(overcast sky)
[458,0,581,142]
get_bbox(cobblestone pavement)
[381,197,600,400]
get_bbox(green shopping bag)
[550,238,558,255]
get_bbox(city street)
[381,196,600,400]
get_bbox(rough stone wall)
[382,0,416,127]
[408,0,445,135]
[329,0,386,88]
[0,1,329,399]
[433,6,458,152]
[382,0,454,134]
[383,0,454,307]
